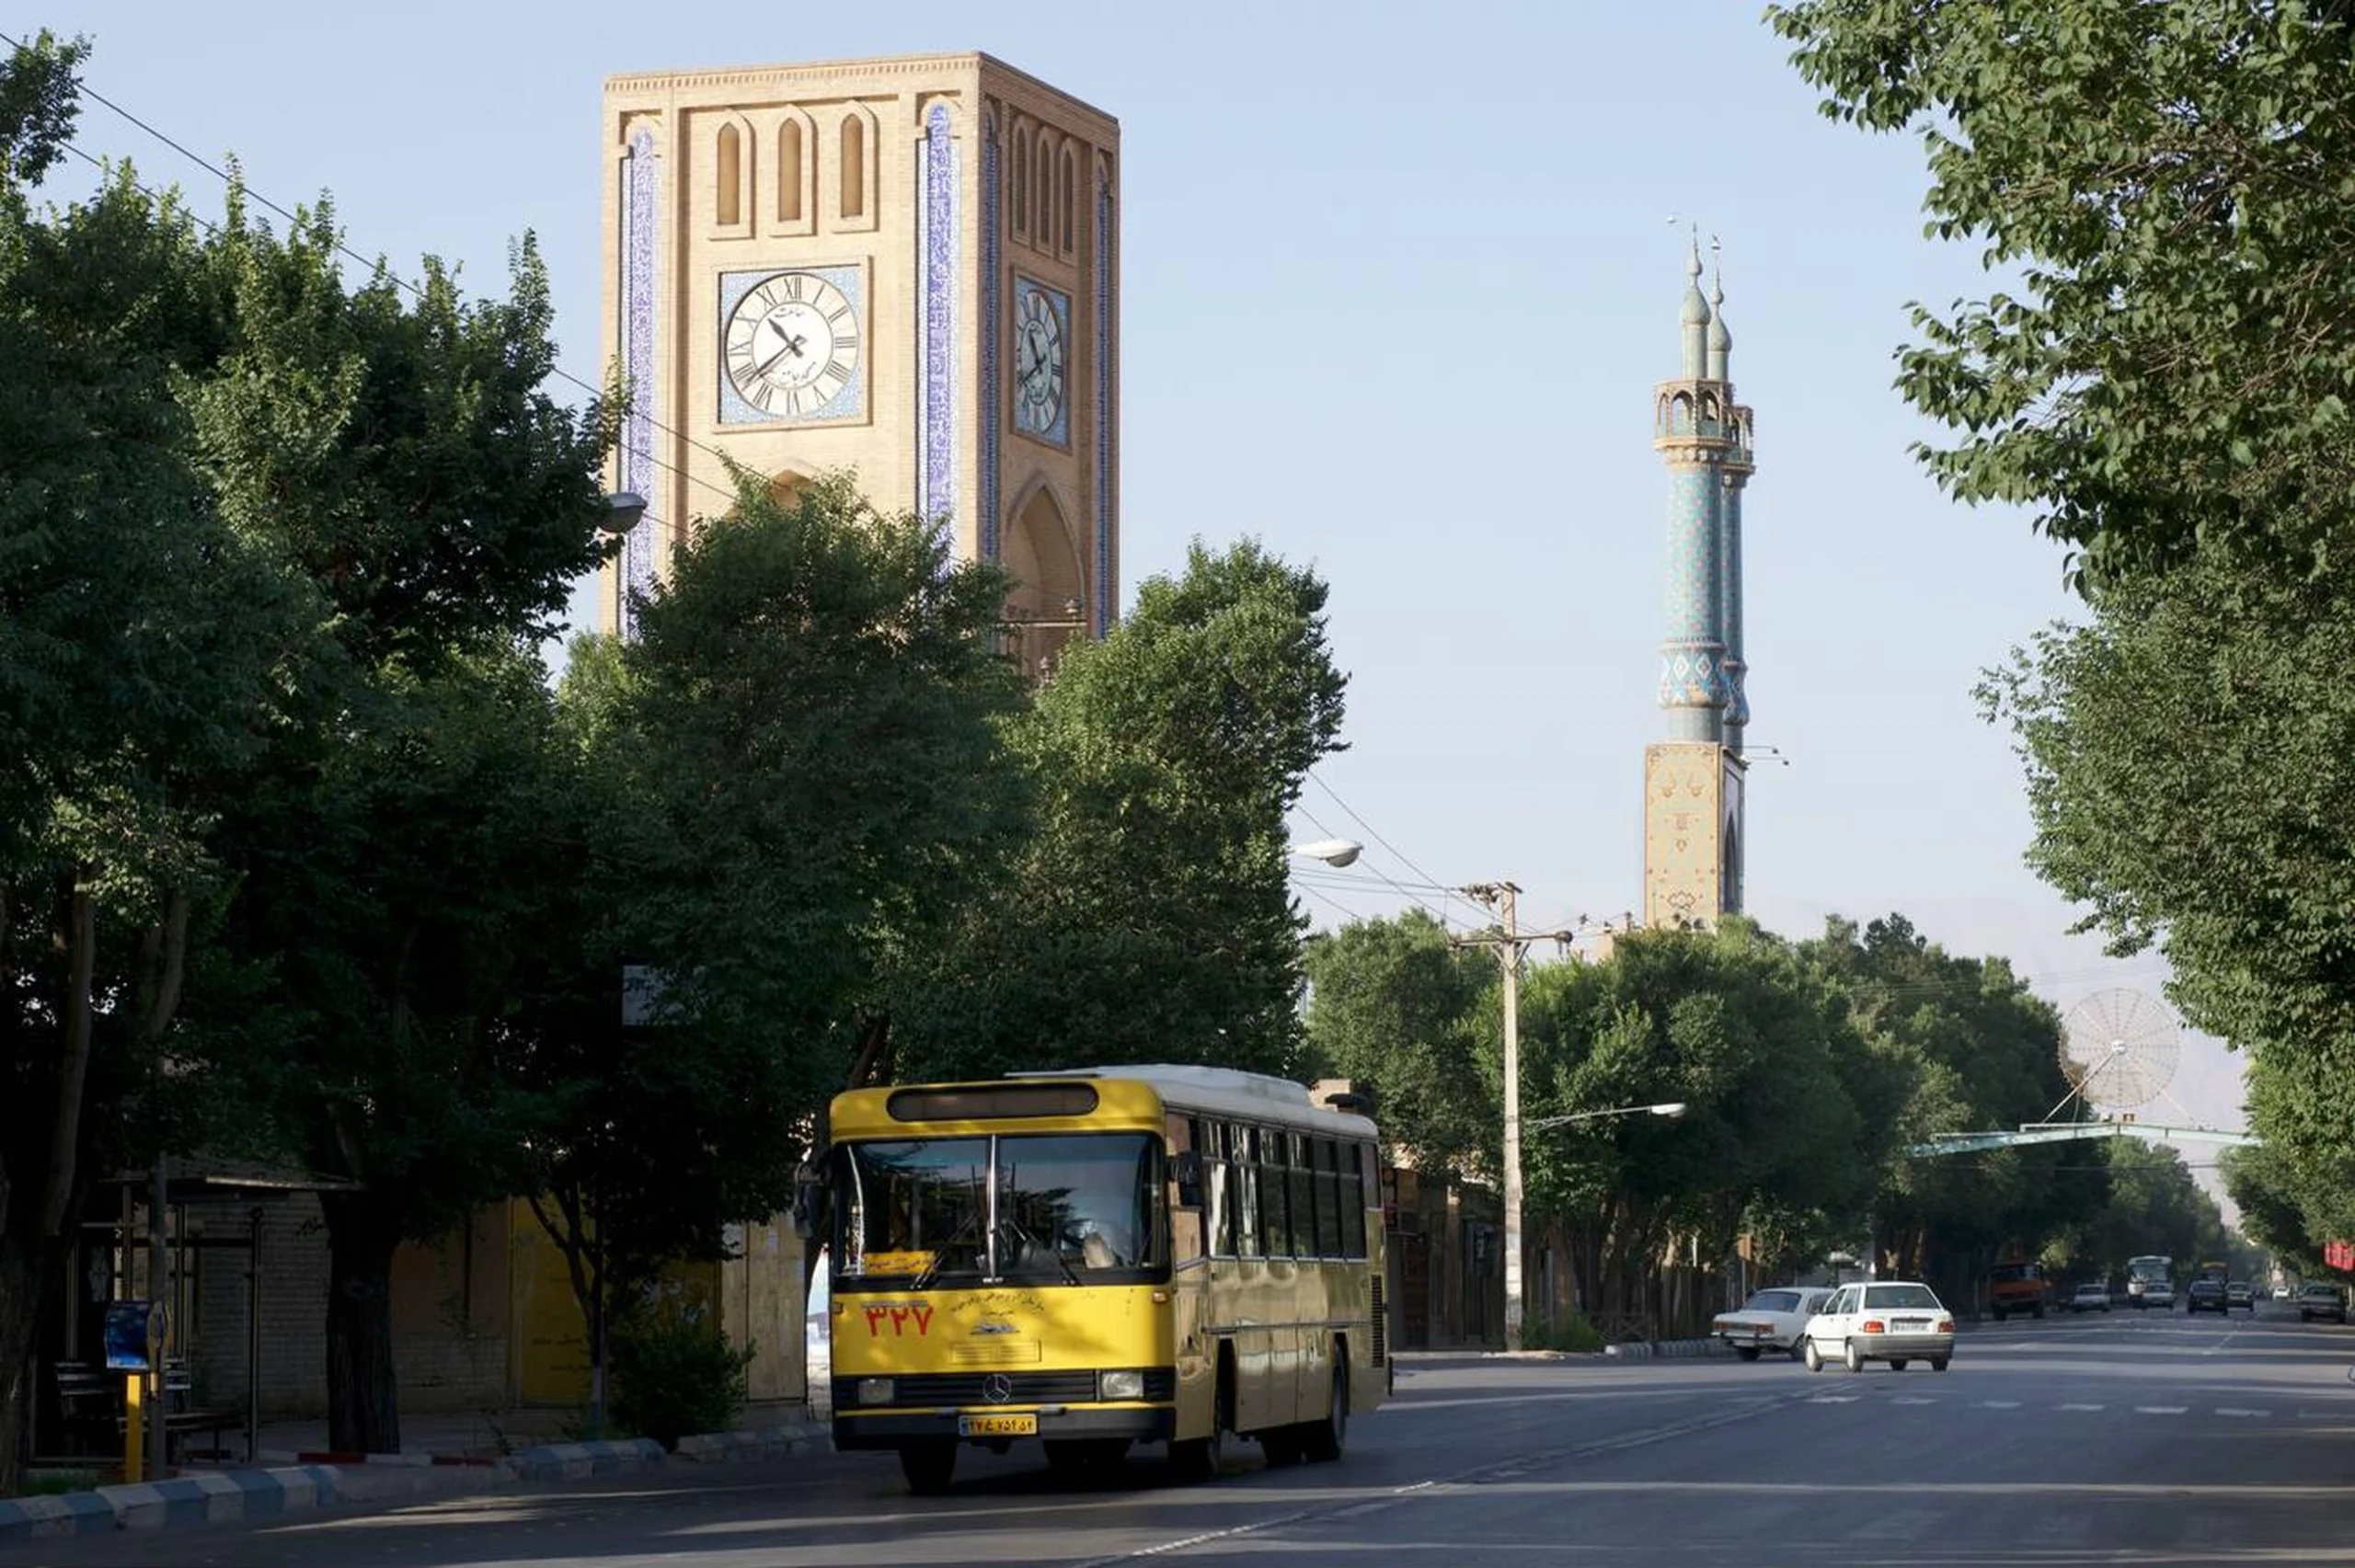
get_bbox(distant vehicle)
[2186,1276,2230,1315]
[1712,1287,1833,1362]
[2226,1281,2255,1311]
[1801,1281,1956,1374]
[2126,1255,2175,1310]
[1988,1258,2048,1321]
[2297,1283,2348,1323]
[2066,1283,2112,1313]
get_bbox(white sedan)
[1801,1280,1956,1373]
[1713,1286,1834,1361]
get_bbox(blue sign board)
[103,1299,162,1372]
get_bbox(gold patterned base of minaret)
[1643,742,1746,929]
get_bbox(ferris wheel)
[2053,988,2181,1118]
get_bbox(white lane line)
[1892,1397,1937,1406]
[2215,1407,2270,1418]
[1980,1400,2022,1409]
[2136,1405,2188,1415]
[2058,1402,2105,1412]
[1808,1396,1859,1404]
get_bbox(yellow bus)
[816,1063,1391,1493]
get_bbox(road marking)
[1892,1396,1937,1405]
[2214,1407,2270,1418]
[1979,1400,2022,1409]
[1807,1395,1859,1404]
[2058,1402,2105,1412]
[2136,1405,2188,1415]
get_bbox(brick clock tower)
[1642,240,1756,931]
[598,53,1120,670]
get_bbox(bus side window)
[1288,1133,1317,1259]
[1315,1139,1345,1257]
[1234,1126,1260,1257]
[1254,1128,1288,1256]
[1169,1116,1205,1262]
[1339,1142,1367,1258]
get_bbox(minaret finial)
[1706,237,1731,381]
[1680,226,1711,378]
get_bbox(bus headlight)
[856,1378,896,1405]
[1098,1370,1144,1401]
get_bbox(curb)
[1603,1337,1734,1361]
[508,1438,667,1483]
[0,1467,342,1545]
[674,1423,828,1463]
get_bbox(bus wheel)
[1302,1356,1349,1462]
[898,1441,958,1496]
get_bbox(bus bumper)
[833,1406,1178,1449]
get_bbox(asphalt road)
[13,1301,2355,1567]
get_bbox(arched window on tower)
[839,113,866,221]
[1035,132,1052,240]
[716,122,742,227]
[1012,124,1031,236]
[777,118,803,223]
[1060,146,1076,254]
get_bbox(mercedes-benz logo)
[982,1374,1013,1404]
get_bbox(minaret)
[1643,237,1757,927]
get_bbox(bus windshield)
[833,1132,1161,1283]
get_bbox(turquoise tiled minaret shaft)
[1652,239,1755,751]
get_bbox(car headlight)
[856,1377,895,1405]
[1098,1370,1145,1401]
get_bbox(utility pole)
[1455,883,1576,1352]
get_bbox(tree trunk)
[319,1195,401,1455]
[0,1238,48,1499]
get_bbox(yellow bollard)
[122,1372,144,1484]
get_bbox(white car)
[1800,1280,1956,1373]
[2067,1282,2112,1313]
[1712,1287,1834,1362]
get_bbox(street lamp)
[1504,1098,1687,1350]
[602,490,649,536]
[1289,838,1362,867]
[1523,1102,1687,1136]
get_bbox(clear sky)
[29,0,2247,1209]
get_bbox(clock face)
[1013,280,1068,441]
[724,270,860,419]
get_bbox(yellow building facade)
[598,53,1121,672]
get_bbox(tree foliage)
[890,539,1348,1083]
[1769,0,2355,589]
[531,474,1027,1397]
[1301,910,1491,1175]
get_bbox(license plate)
[958,1413,1037,1437]
[1893,1318,1929,1330]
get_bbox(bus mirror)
[1171,1150,1205,1210]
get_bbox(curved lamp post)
[1508,1099,1687,1350]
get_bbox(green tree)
[1511,921,1876,1334]
[890,539,1348,1083]
[0,32,301,1494]
[173,195,611,1451]
[1768,0,2355,590]
[1801,915,2100,1306]
[1979,566,2355,1256]
[1772,0,2355,1261]
[1301,910,1493,1175]
[532,474,1026,1425]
